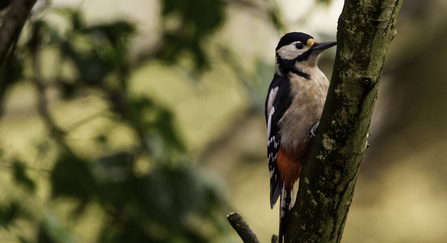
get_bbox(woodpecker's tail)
[278,185,294,243]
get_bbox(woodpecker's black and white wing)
[265,74,293,209]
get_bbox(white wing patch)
[267,87,279,114]
[267,105,279,173]
[266,83,283,208]
[267,87,278,140]
[267,106,275,139]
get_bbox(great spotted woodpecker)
[265,32,336,242]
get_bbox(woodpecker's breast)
[279,68,329,150]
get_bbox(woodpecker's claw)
[311,121,319,136]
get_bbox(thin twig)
[30,26,74,155]
[226,212,260,243]
[64,109,109,131]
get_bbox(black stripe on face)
[295,49,313,63]
[276,54,311,80]
[291,68,310,80]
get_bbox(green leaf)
[162,0,224,35]
[18,236,29,243]
[56,78,79,100]
[0,53,24,85]
[86,20,135,69]
[160,0,225,70]
[38,213,77,243]
[127,97,185,152]
[86,21,136,47]
[50,154,96,200]
[136,163,222,228]
[153,108,185,152]
[127,96,154,129]
[95,151,134,183]
[0,201,20,229]
[53,8,85,32]
[13,160,36,193]
[60,40,113,85]
[186,0,225,36]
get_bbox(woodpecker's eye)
[295,42,304,49]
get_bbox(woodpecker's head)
[275,32,336,76]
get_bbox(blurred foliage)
[0,0,276,241]
[0,0,335,242]
[159,0,225,70]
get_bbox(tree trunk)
[285,0,403,242]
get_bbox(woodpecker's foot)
[311,121,319,137]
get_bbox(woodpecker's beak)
[311,41,337,52]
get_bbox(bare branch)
[0,0,36,65]
[227,212,260,243]
[30,24,74,155]
[0,0,36,118]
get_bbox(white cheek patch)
[277,45,300,60]
[277,42,308,60]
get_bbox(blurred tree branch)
[285,0,403,242]
[0,0,35,65]
[227,212,260,243]
[0,0,36,118]
[29,21,74,155]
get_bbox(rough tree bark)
[284,0,403,242]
